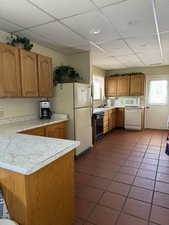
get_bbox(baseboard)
[75,147,92,159]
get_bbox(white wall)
[0,30,68,120]
[67,51,91,84]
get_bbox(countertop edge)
[17,119,69,133]
[0,141,80,175]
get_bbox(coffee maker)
[40,100,52,119]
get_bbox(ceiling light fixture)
[151,0,164,60]
[90,29,101,35]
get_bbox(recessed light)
[90,29,101,35]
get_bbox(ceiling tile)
[99,39,133,56]
[157,0,169,32]
[0,18,23,32]
[125,35,159,54]
[29,0,95,19]
[116,55,143,67]
[28,21,88,47]
[102,0,156,38]
[93,0,128,8]
[0,0,53,28]
[17,29,86,54]
[138,51,163,66]
[62,10,120,43]
[161,32,169,64]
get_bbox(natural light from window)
[148,80,168,105]
[93,79,101,100]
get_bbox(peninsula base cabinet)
[0,151,75,225]
[20,121,67,139]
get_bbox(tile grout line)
[114,134,150,225]
[147,133,164,225]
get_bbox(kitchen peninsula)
[0,117,79,225]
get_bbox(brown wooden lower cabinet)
[116,108,125,128]
[46,122,67,139]
[103,109,116,134]
[19,121,67,139]
[20,127,45,136]
[0,151,75,225]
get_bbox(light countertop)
[93,106,124,114]
[0,116,80,175]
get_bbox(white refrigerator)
[52,83,93,156]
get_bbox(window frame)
[148,79,168,106]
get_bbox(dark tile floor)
[74,129,169,225]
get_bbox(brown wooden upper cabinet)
[0,43,21,97]
[0,42,53,98]
[38,54,53,98]
[105,77,117,96]
[20,49,39,97]
[130,75,145,96]
[117,76,130,96]
[105,75,145,97]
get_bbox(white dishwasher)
[125,106,144,130]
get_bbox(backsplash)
[107,96,144,107]
[0,98,40,122]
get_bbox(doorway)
[145,75,169,129]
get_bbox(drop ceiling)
[0,0,168,69]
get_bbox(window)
[93,79,101,100]
[148,80,168,105]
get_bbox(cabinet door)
[116,108,125,127]
[38,55,53,97]
[19,127,45,136]
[105,77,117,97]
[130,75,145,96]
[45,122,67,139]
[108,109,113,131]
[20,50,38,97]
[117,76,130,96]
[112,109,116,128]
[0,43,21,97]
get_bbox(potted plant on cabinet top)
[53,65,81,85]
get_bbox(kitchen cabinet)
[0,43,21,97]
[103,109,116,134]
[105,77,117,96]
[20,49,39,97]
[116,108,125,128]
[0,150,75,225]
[103,111,109,134]
[38,54,53,97]
[130,75,145,96]
[112,108,116,128]
[46,122,67,139]
[20,121,67,139]
[105,75,145,97]
[20,127,45,136]
[117,76,130,96]
[0,42,53,98]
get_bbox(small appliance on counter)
[40,100,52,119]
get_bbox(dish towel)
[0,191,10,219]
